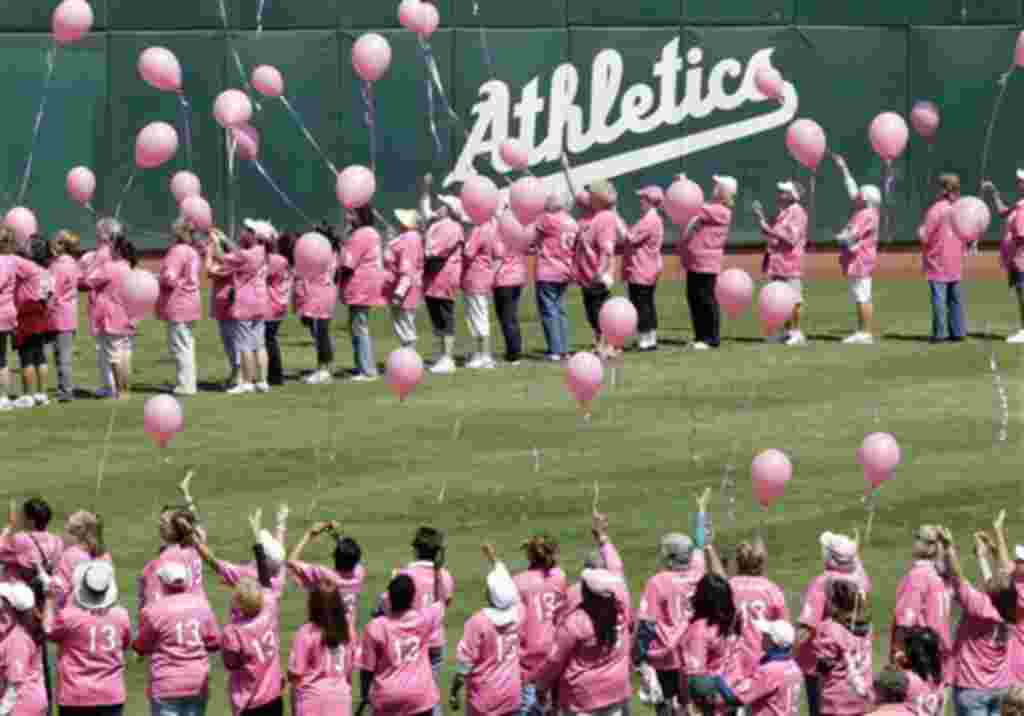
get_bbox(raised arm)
[286,522,332,572]
[982,181,1011,217]
[592,511,624,576]
[993,510,1013,579]
[274,503,289,549]
[833,154,860,201]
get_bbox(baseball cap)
[752,619,795,647]
[1016,169,1024,182]
[243,219,279,243]
[777,181,802,200]
[394,209,420,229]
[156,561,191,588]
[0,582,35,612]
[259,530,286,567]
[1014,545,1024,562]
[637,186,665,205]
[485,563,520,626]
[820,531,857,565]
[712,175,738,195]
[859,185,882,206]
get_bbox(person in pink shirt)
[893,627,944,716]
[890,526,952,680]
[0,498,64,591]
[133,561,221,716]
[12,238,53,408]
[79,218,119,398]
[423,202,466,375]
[534,195,577,362]
[137,508,206,619]
[82,237,137,400]
[535,568,632,716]
[679,175,736,350]
[514,534,566,716]
[45,231,80,403]
[755,180,810,346]
[294,227,338,386]
[572,179,621,357]
[811,580,874,716]
[287,522,365,627]
[872,667,917,716]
[43,559,131,716]
[386,211,426,351]
[340,207,386,382]
[918,174,970,343]
[460,209,501,370]
[158,219,202,397]
[290,583,357,716]
[357,549,447,716]
[223,578,284,716]
[621,186,665,351]
[264,233,294,386]
[560,512,629,625]
[0,581,46,716]
[54,511,110,610]
[833,155,882,345]
[982,174,1024,343]
[450,544,522,716]
[202,228,240,390]
[492,208,532,366]
[0,227,47,411]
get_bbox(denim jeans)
[305,318,334,365]
[953,687,1007,716]
[429,646,445,716]
[53,330,76,398]
[536,282,570,356]
[804,675,820,716]
[929,280,966,340]
[493,286,523,361]
[520,683,544,716]
[150,695,207,716]
[349,307,377,376]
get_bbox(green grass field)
[4,274,1023,713]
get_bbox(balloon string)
[177,94,193,170]
[473,0,495,76]
[256,0,267,33]
[94,400,119,511]
[280,96,338,175]
[880,161,892,247]
[251,160,314,225]
[114,168,137,220]
[18,46,57,204]
[418,39,458,121]
[424,73,442,158]
[360,81,377,174]
[227,130,238,239]
[980,67,1014,190]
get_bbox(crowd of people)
[0,484,1023,716]
[1,156,1024,408]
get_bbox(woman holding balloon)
[460,208,501,370]
[423,201,465,375]
[339,207,385,382]
[0,228,48,410]
[385,210,424,351]
[265,232,294,386]
[833,155,882,345]
[981,174,1024,343]
[294,230,338,386]
[621,186,665,352]
[755,181,809,346]
[82,236,137,400]
[572,179,620,357]
[158,219,201,396]
[46,230,81,403]
[534,195,576,362]
[918,174,969,343]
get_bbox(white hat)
[1016,169,1024,182]
[753,619,796,648]
[859,185,882,207]
[259,529,286,567]
[0,583,35,612]
[777,181,802,200]
[1014,544,1024,561]
[242,219,279,242]
[156,561,191,589]
[484,563,520,627]
[661,533,695,569]
[73,560,118,611]
[820,532,857,566]
[438,195,469,222]
[394,209,420,229]
[581,568,623,597]
[712,175,738,195]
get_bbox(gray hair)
[660,533,694,571]
[96,217,124,243]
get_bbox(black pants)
[241,696,284,716]
[686,271,721,347]
[303,317,334,365]
[265,320,283,384]
[18,332,48,368]
[581,285,611,336]
[628,283,658,333]
[59,706,124,716]
[492,286,523,361]
[425,297,455,337]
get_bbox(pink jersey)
[680,615,761,688]
[919,198,969,282]
[383,231,425,310]
[1010,622,1024,686]
[764,204,809,278]
[137,545,206,615]
[294,252,338,320]
[82,259,134,336]
[681,203,732,275]
[512,567,568,679]
[340,229,386,307]
[796,566,872,674]
[951,580,1010,690]
[424,218,465,300]
[290,562,366,626]
[891,562,952,678]
[461,222,500,295]
[157,243,202,323]
[0,531,64,585]
[221,245,269,321]
[999,199,1024,273]
[266,254,293,321]
[904,670,943,716]
[377,563,454,649]
[494,222,532,288]
[573,209,618,287]
[357,603,445,716]
[133,592,221,700]
[812,620,873,716]
[289,622,357,716]
[209,274,233,321]
[47,604,131,707]
[535,211,576,284]
[47,254,80,332]
[53,546,112,609]
[637,569,703,670]
[222,606,283,715]
[0,255,43,331]
[0,624,47,716]
[730,575,790,671]
[839,208,880,279]
[215,560,286,624]
[731,658,803,716]
[622,209,664,286]
[456,610,522,716]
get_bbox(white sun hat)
[73,560,118,610]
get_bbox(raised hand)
[481,543,497,564]
[696,487,711,514]
[995,509,1006,532]
[248,509,263,540]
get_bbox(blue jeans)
[929,280,965,340]
[520,683,543,716]
[953,687,1007,716]
[536,282,570,356]
[804,675,820,716]
[349,307,377,377]
[150,695,207,716]
[430,646,445,716]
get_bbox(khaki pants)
[167,321,197,392]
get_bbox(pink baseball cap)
[636,186,664,205]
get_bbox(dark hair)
[277,232,297,266]
[308,587,349,648]
[23,498,52,531]
[114,237,138,268]
[315,222,342,252]
[903,627,943,686]
[412,527,444,560]
[874,666,909,704]
[161,508,196,544]
[28,237,51,267]
[581,582,619,649]
[350,206,375,231]
[991,586,1018,625]
[692,574,739,636]
[524,535,559,572]
[388,574,415,614]
[334,537,362,573]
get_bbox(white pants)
[95,336,114,393]
[464,293,491,339]
[97,334,132,367]
[167,321,197,392]
[849,277,872,304]
[390,306,417,346]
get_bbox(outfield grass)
[4,274,1022,713]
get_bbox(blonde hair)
[938,174,961,194]
[1003,687,1024,716]
[736,541,766,576]
[235,578,264,618]
[0,226,15,255]
[715,188,736,208]
[66,511,105,558]
[51,230,80,257]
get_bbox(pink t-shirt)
[535,211,576,284]
[456,610,522,716]
[461,222,500,295]
[904,670,943,716]
[47,254,81,332]
[730,575,791,672]
[377,563,454,649]
[513,567,568,679]
[919,198,969,282]
[383,231,425,310]
[637,569,703,670]
[812,620,874,716]
[573,209,618,287]
[289,562,366,626]
[53,546,112,610]
[999,199,1024,273]
[796,565,872,674]
[209,275,233,322]
[622,209,664,286]
[764,204,809,278]
[0,530,64,585]
[215,560,286,624]
[266,254,293,321]
[681,203,732,275]
[222,606,283,715]
[0,624,47,716]
[839,208,880,279]
[424,218,465,301]
[79,246,111,335]
[289,622,357,716]
[158,243,202,323]
[951,580,1011,690]
[294,252,338,320]
[731,658,803,716]
[0,255,43,332]
[221,245,269,321]
[357,603,445,716]
[494,223,533,289]
[137,545,207,616]
[891,562,952,680]
[340,230,386,308]
[83,259,134,336]
[133,592,221,700]
[48,604,131,707]
[680,615,760,689]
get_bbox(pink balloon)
[398,0,425,32]
[52,0,93,46]
[213,89,253,129]
[564,351,604,407]
[910,101,940,141]
[497,211,533,252]
[232,124,260,162]
[66,166,96,205]
[869,112,909,162]
[715,268,754,319]
[951,196,991,241]
[138,47,182,93]
[1016,31,1024,68]
[294,232,332,280]
[499,139,530,171]
[170,171,202,202]
[758,281,798,335]
[751,449,792,508]
[336,165,376,209]
[598,297,639,348]
[858,432,901,489]
[386,347,424,402]
[785,119,827,171]
[135,121,179,170]
[416,2,440,38]
[352,33,392,83]
[664,177,704,226]
[180,195,212,232]
[251,65,284,99]
[461,175,499,225]
[509,177,546,226]
[143,395,184,449]
[121,269,159,319]
[754,67,784,100]
[4,207,37,245]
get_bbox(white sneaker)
[784,331,808,346]
[842,332,874,345]
[464,354,483,369]
[350,373,379,383]
[302,371,321,385]
[13,396,35,409]
[692,342,710,351]
[173,386,198,396]
[429,356,456,374]
[227,383,255,395]
[33,393,49,406]
[470,355,496,369]
[546,354,562,362]
[0,397,11,411]
[1007,330,1024,344]
[255,382,270,393]
[765,332,787,344]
